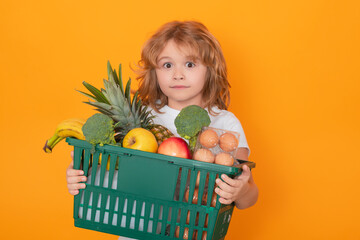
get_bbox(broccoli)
[82,113,116,147]
[174,105,211,151]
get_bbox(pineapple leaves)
[103,78,127,111]
[79,61,156,136]
[125,77,132,104]
[131,91,139,112]
[77,90,97,101]
[118,64,123,89]
[131,92,140,122]
[107,61,124,93]
[93,107,113,116]
[82,81,110,104]
[107,61,114,83]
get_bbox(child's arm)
[66,151,87,195]
[214,147,259,209]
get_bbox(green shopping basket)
[66,138,255,240]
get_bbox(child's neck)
[168,100,204,110]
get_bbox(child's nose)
[173,68,184,80]
[174,75,184,80]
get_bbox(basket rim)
[66,138,254,174]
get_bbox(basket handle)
[235,160,256,170]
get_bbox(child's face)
[155,39,207,110]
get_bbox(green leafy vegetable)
[174,105,211,151]
[82,113,116,147]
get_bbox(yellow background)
[1,0,359,239]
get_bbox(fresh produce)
[184,188,199,204]
[175,227,190,239]
[202,190,217,207]
[122,128,158,153]
[193,148,215,163]
[174,105,211,151]
[200,231,207,240]
[214,152,234,166]
[186,211,209,228]
[43,118,86,153]
[195,172,209,187]
[82,113,116,146]
[157,137,192,159]
[219,132,238,152]
[78,61,173,145]
[184,187,217,207]
[174,227,205,240]
[199,129,219,148]
[150,124,174,145]
[193,127,240,167]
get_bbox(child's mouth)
[170,85,190,89]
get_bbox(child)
[66,20,258,239]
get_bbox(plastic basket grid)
[66,138,254,240]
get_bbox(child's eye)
[163,63,172,69]
[186,62,196,68]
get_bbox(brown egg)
[215,152,234,166]
[201,231,207,240]
[193,149,215,163]
[199,129,219,148]
[187,212,209,228]
[195,172,209,187]
[184,188,199,204]
[175,226,180,238]
[219,132,239,152]
[175,227,194,240]
[202,190,218,207]
[186,211,199,225]
[175,226,189,239]
[186,211,191,225]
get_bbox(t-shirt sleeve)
[230,118,249,149]
[219,112,250,155]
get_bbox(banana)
[43,118,86,153]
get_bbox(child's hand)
[66,151,87,195]
[214,164,252,205]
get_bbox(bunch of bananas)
[43,118,86,153]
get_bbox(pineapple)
[78,61,174,144]
[149,124,174,145]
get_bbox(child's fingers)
[69,189,79,195]
[68,182,86,191]
[68,182,86,190]
[220,174,237,187]
[218,197,233,205]
[215,178,234,193]
[67,175,87,184]
[66,167,84,177]
[214,186,232,199]
[67,182,86,195]
[67,151,84,196]
[237,165,251,182]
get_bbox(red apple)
[157,137,191,159]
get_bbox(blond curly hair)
[136,21,230,113]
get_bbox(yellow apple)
[123,128,158,153]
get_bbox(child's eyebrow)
[157,56,171,62]
[156,55,200,63]
[186,55,200,62]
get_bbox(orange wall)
[1,0,359,239]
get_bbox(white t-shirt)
[118,105,250,240]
